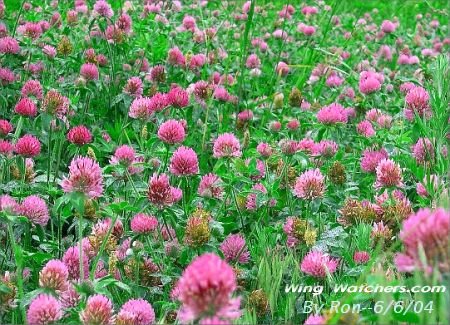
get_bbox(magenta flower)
[110,145,136,166]
[395,208,449,273]
[357,120,375,137]
[300,250,339,278]
[80,63,99,81]
[130,213,159,234]
[80,294,114,325]
[61,156,103,199]
[416,174,440,198]
[157,119,186,145]
[148,173,182,207]
[293,169,325,200]
[353,251,370,264]
[167,86,189,108]
[256,142,273,158]
[15,97,37,117]
[360,148,389,172]
[20,195,49,226]
[67,125,92,146]
[27,294,62,325]
[411,137,434,164]
[117,299,155,325]
[123,76,143,97]
[246,183,267,210]
[0,139,13,155]
[93,0,113,18]
[220,234,250,264]
[0,119,13,136]
[404,86,431,121]
[167,47,186,66]
[304,314,326,325]
[62,246,89,280]
[169,146,199,176]
[0,36,20,54]
[213,133,242,158]
[381,20,397,33]
[15,134,41,157]
[312,140,338,158]
[245,54,261,69]
[359,70,383,94]
[316,103,348,124]
[21,79,43,99]
[176,253,241,322]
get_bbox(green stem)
[7,223,25,322]
[231,187,245,231]
[47,126,53,186]
[13,117,23,140]
[201,104,210,152]
[53,137,64,184]
[78,216,84,280]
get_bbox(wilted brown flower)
[288,87,302,107]
[338,199,377,226]
[184,216,210,247]
[57,36,73,56]
[328,161,346,185]
[248,289,269,317]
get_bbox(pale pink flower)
[357,120,375,137]
[27,294,62,325]
[213,133,242,158]
[301,250,339,278]
[20,195,49,226]
[94,0,113,18]
[360,148,389,172]
[131,213,159,234]
[304,315,326,325]
[39,259,68,291]
[375,159,403,188]
[61,156,103,198]
[117,299,155,325]
[411,138,434,164]
[129,97,153,120]
[293,169,325,200]
[198,173,224,199]
[220,234,250,264]
[80,294,114,325]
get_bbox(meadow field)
[0,0,449,324]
